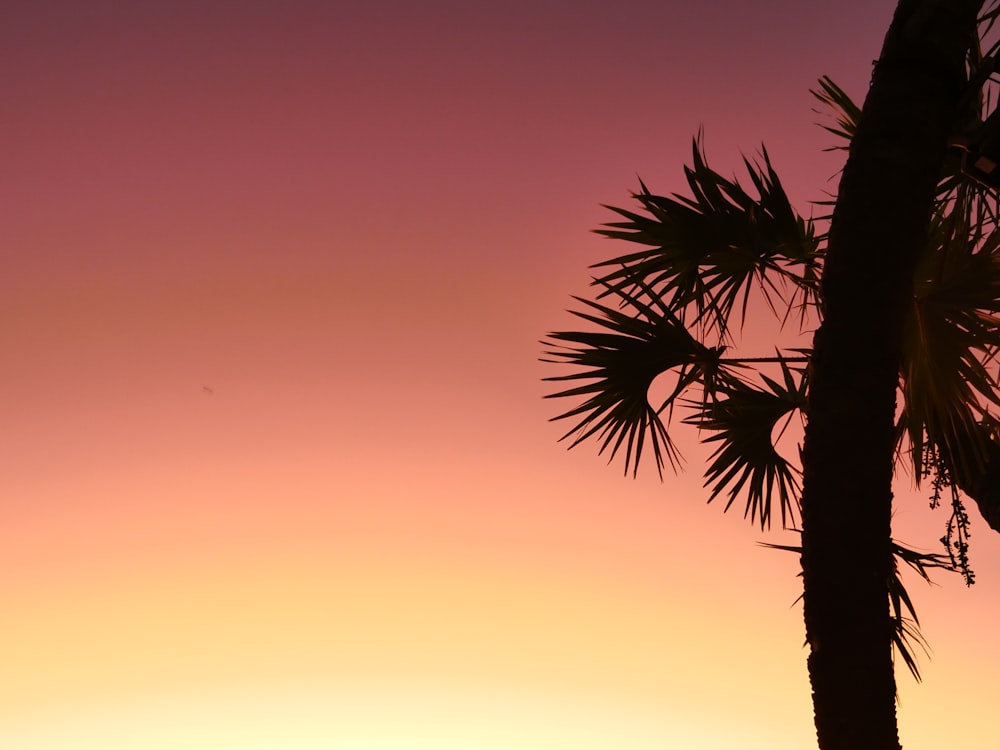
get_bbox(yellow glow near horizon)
[0,678,793,750]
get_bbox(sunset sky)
[6,2,1000,748]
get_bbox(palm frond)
[592,136,821,337]
[684,357,808,529]
[900,200,1000,479]
[887,541,953,682]
[761,538,950,682]
[810,75,862,152]
[981,2,1000,37]
[542,281,729,478]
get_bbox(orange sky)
[5,2,1000,748]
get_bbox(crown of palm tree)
[542,74,1000,680]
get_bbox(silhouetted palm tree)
[542,2,998,748]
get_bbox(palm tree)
[542,2,997,748]
[797,4,985,747]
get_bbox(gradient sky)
[5,2,1000,748]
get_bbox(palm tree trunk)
[799,2,981,748]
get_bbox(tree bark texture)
[799,2,981,749]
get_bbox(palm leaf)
[684,357,808,529]
[810,75,862,152]
[592,136,821,337]
[542,281,729,477]
[762,538,951,682]
[887,541,954,683]
[900,197,1000,480]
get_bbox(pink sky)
[5,2,1000,748]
